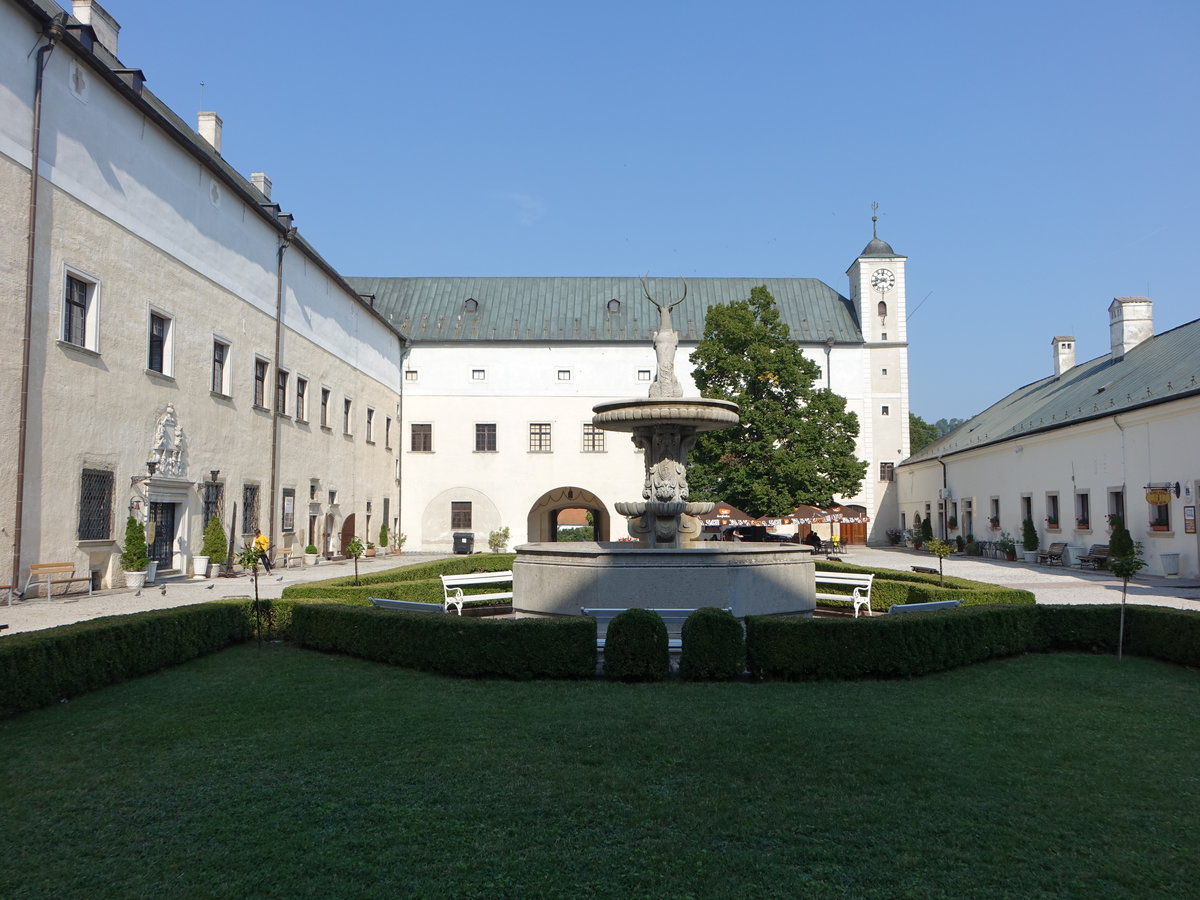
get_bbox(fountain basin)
[513,541,815,618]
[592,397,740,433]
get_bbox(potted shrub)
[196,514,226,578]
[997,531,1017,561]
[378,523,389,556]
[488,526,510,553]
[989,516,1000,530]
[303,543,319,566]
[1021,517,1040,562]
[947,515,958,531]
[120,516,149,589]
[365,541,376,558]
[394,532,407,554]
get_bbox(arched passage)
[526,486,611,543]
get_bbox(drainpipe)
[12,14,67,597]
[396,337,410,549]
[268,223,297,551]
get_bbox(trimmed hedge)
[280,554,517,607]
[812,559,1035,613]
[604,608,669,682]
[291,604,595,679]
[679,607,745,681]
[0,603,248,718]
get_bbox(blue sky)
[112,0,1198,422]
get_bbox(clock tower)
[846,212,907,345]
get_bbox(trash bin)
[453,532,475,555]
[1160,552,1180,576]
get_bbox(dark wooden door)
[148,502,176,568]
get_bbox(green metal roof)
[902,317,1200,464]
[345,277,864,344]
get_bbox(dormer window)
[607,299,620,313]
[464,298,478,313]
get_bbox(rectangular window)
[557,369,571,381]
[582,423,606,453]
[254,359,268,408]
[1021,495,1033,525]
[385,417,392,449]
[343,398,353,434]
[411,423,433,452]
[77,468,114,540]
[295,377,308,422]
[1149,499,1170,531]
[529,423,552,453]
[880,462,895,482]
[242,484,260,535]
[275,369,289,415]
[638,369,651,381]
[203,480,224,527]
[405,370,418,382]
[451,501,472,529]
[63,273,98,350]
[1046,494,1060,529]
[328,489,338,506]
[881,405,890,416]
[320,387,331,427]
[212,340,230,395]
[475,423,497,452]
[366,408,375,442]
[148,312,172,374]
[990,497,1000,528]
[1108,489,1125,524]
[1075,492,1090,530]
[472,369,486,381]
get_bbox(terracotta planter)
[1150,524,1169,532]
[365,548,376,557]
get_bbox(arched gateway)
[526,487,611,543]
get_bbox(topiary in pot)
[1021,517,1040,553]
[604,608,669,682]
[679,607,745,681]
[920,516,934,544]
[201,514,227,563]
[120,516,149,573]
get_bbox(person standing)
[253,529,273,573]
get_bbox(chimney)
[71,1,120,56]
[197,111,222,154]
[1109,297,1153,360]
[250,173,272,200]
[1052,336,1076,377]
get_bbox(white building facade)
[897,299,1200,578]
[1,0,402,590]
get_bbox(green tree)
[1107,516,1145,660]
[909,413,940,454]
[935,417,966,436]
[687,286,866,517]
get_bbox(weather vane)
[871,201,879,239]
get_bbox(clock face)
[871,268,895,293]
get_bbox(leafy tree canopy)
[935,417,966,436]
[909,413,940,454]
[687,286,867,517]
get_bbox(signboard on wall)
[1185,506,1196,535]
[1146,489,1172,505]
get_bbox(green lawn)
[2,646,1197,899]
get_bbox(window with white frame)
[1149,497,1170,530]
[253,359,268,407]
[343,398,353,435]
[404,370,418,382]
[582,423,606,453]
[1108,489,1125,524]
[63,271,99,351]
[275,369,289,415]
[881,405,890,416]
[989,497,1000,529]
[295,377,308,422]
[1075,492,1090,530]
[320,387,331,427]
[557,369,571,381]
[472,369,486,381]
[1046,494,1060,529]
[880,462,895,482]
[529,423,552,452]
[637,369,651,381]
[366,407,375,443]
[211,339,230,395]
[148,311,173,375]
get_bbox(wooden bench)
[369,597,446,614]
[1076,544,1109,570]
[1037,542,1068,566]
[23,563,93,600]
[911,565,939,575]
[440,571,513,615]
[813,571,874,618]
[887,599,962,615]
[581,607,733,650]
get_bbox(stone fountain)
[512,280,815,619]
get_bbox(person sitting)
[803,531,823,552]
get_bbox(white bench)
[440,570,513,615]
[887,599,962,615]
[813,572,874,618]
[581,607,733,650]
[369,597,446,614]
